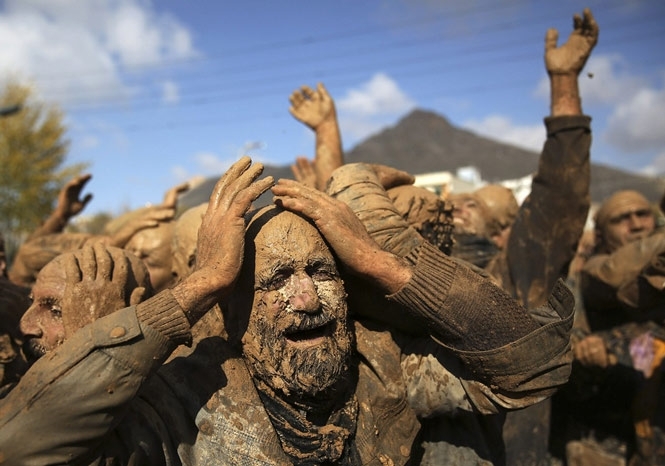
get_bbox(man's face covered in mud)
[20,247,152,362]
[595,191,655,253]
[236,210,353,399]
[19,257,67,361]
[451,193,492,237]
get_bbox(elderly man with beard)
[0,157,574,465]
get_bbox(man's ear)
[129,287,147,306]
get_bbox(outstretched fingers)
[218,161,270,213]
[208,156,252,210]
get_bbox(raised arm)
[28,173,93,239]
[491,9,598,309]
[289,83,343,190]
[546,7,598,116]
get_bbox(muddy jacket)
[0,243,574,465]
[581,230,665,332]
[0,278,29,396]
[486,115,592,310]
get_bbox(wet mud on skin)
[238,211,354,399]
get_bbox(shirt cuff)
[135,290,192,346]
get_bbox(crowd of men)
[0,7,663,466]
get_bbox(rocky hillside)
[180,109,665,209]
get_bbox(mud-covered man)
[557,190,665,465]
[0,158,575,464]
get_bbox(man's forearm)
[550,73,582,117]
[0,307,171,464]
[389,242,541,352]
[314,116,343,190]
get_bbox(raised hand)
[172,157,274,316]
[107,206,176,248]
[545,8,599,76]
[55,174,93,221]
[289,83,335,130]
[291,156,317,189]
[162,182,190,209]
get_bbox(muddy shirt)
[0,278,29,396]
[563,232,665,465]
[0,243,574,465]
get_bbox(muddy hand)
[573,334,614,368]
[291,156,317,189]
[196,157,274,290]
[288,83,335,130]
[545,8,599,76]
[56,174,93,220]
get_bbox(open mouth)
[284,320,334,344]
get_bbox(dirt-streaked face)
[20,258,66,361]
[602,201,655,252]
[451,194,490,237]
[239,211,353,398]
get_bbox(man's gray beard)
[244,320,354,399]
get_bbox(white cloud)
[533,54,647,106]
[338,73,415,116]
[532,53,665,160]
[161,80,179,104]
[0,0,198,106]
[606,85,665,153]
[337,73,416,142]
[78,135,100,150]
[462,115,545,152]
[339,117,387,142]
[640,149,665,177]
[171,165,190,182]
[195,152,232,174]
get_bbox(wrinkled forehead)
[596,191,652,229]
[250,209,332,265]
[608,197,650,217]
[33,255,68,292]
[451,193,485,211]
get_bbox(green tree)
[0,82,86,259]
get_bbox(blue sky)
[1,0,664,216]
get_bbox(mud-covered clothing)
[441,115,591,465]
[581,230,665,332]
[0,278,29,396]
[486,115,592,311]
[0,242,574,465]
[560,232,665,464]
